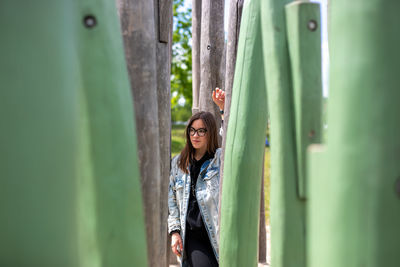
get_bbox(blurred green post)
[308,0,400,266]
[0,1,148,266]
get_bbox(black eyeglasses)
[189,127,207,137]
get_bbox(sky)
[180,0,329,97]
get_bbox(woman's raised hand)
[171,232,183,257]
[212,87,225,111]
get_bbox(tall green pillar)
[220,0,268,265]
[308,0,400,267]
[260,0,305,266]
[0,1,147,266]
[286,1,322,200]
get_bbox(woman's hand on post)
[171,232,183,257]
[212,88,225,111]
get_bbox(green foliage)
[171,104,192,122]
[171,124,187,157]
[172,0,192,110]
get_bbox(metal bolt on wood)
[307,20,317,31]
[83,15,97,28]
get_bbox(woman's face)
[189,119,208,151]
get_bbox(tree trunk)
[118,0,172,266]
[198,0,225,131]
[192,0,202,114]
[155,1,173,266]
[222,0,244,141]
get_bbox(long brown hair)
[178,111,219,173]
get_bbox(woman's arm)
[212,87,225,121]
[171,232,183,257]
[168,157,184,257]
[167,158,181,234]
[213,88,225,136]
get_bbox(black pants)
[185,228,218,267]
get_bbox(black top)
[186,152,214,238]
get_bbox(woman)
[168,89,225,267]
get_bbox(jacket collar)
[185,150,219,178]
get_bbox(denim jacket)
[168,148,221,266]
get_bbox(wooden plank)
[158,0,172,43]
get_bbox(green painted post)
[0,2,79,266]
[307,143,327,267]
[219,0,268,265]
[0,1,147,266]
[285,1,322,199]
[260,0,306,266]
[75,1,148,266]
[307,0,400,267]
